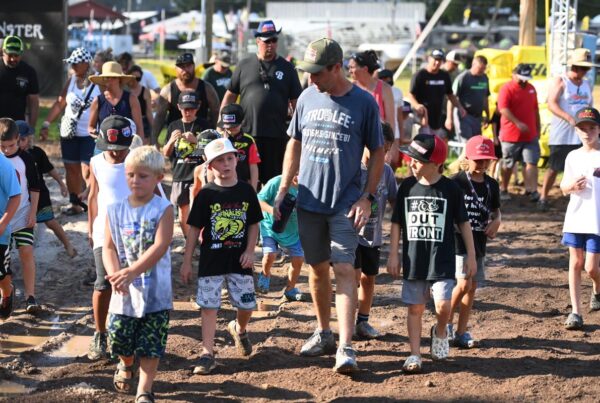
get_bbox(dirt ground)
[1,146,600,402]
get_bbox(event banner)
[1,0,66,96]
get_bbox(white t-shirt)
[391,86,403,139]
[140,68,160,91]
[91,153,131,249]
[561,147,600,235]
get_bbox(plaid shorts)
[108,310,170,358]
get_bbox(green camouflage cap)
[297,38,343,73]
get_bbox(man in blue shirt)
[275,38,384,373]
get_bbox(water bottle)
[272,193,296,233]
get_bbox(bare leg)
[584,252,600,295]
[44,219,76,257]
[0,275,12,298]
[500,165,512,192]
[93,289,111,332]
[540,168,557,201]
[64,162,84,209]
[137,357,160,397]
[18,245,36,298]
[456,281,478,335]
[309,261,332,331]
[201,308,217,356]
[284,256,304,291]
[524,163,539,194]
[179,204,190,238]
[357,274,376,316]
[434,299,452,339]
[568,247,584,315]
[261,252,275,277]
[235,309,253,333]
[450,278,471,328]
[407,304,425,356]
[332,262,357,346]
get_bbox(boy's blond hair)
[125,146,165,175]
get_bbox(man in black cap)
[221,20,302,185]
[152,52,219,146]
[405,49,466,139]
[202,50,233,102]
[0,35,40,138]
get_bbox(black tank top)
[167,80,209,125]
[137,86,147,118]
[98,90,132,127]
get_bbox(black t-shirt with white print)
[187,181,262,277]
[452,171,500,258]
[392,175,468,281]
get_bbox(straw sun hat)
[90,61,135,85]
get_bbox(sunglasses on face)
[350,53,366,66]
[262,37,278,44]
[134,76,142,81]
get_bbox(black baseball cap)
[400,133,448,164]
[514,63,533,81]
[178,90,200,108]
[97,115,133,151]
[176,52,194,67]
[377,69,394,80]
[197,129,221,158]
[219,104,243,128]
[574,107,600,126]
[430,49,445,60]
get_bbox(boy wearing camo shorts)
[181,138,262,375]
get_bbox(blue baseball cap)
[15,120,34,137]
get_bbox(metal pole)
[393,0,453,81]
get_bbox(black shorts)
[0,244,10,281]
[255,137,288,185]
[549,145,580,173]
[354,244,380,276]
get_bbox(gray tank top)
[549,75,592,145]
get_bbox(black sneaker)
[0,285,14,320]
[25,295,40,313]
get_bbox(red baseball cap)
[465,135,497,160]
[400,133,447,165]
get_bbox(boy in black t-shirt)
[450,136,501,348]
[387,133,476,373]
[16,121,76,258]
[164,91,211,236]
[181,138,262,375]
[218,103,260,190]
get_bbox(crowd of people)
[0,20,599,402]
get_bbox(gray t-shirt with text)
[288,84,383,214]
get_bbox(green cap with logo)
[2,35,24,55]
[297,38,343,74]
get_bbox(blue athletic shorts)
[261,236,304,257]
[562,232,600,253]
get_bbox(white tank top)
[66,75,101,137]
[549,75,593,145]
[91,152,131,249]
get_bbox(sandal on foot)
[113,362,135,394]
[402,354,422,374]
[136,392,155,403]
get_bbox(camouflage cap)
[297,38,343,74]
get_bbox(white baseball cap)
[204,138,237,164]
[446,50,459,64]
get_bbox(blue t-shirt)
[107,195,173,318]
[288,84,384,214]
[0,154,21,245]
[257,175,299,247]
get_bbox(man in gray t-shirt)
[450,55,490,142]
[274,38,384,374]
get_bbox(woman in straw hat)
[41,47,102,215]
[88,61,144,141]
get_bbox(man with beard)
[221,20,302,185]
[0,36,40,138]
[151,53,219,146]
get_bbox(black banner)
[0,0,66,96]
